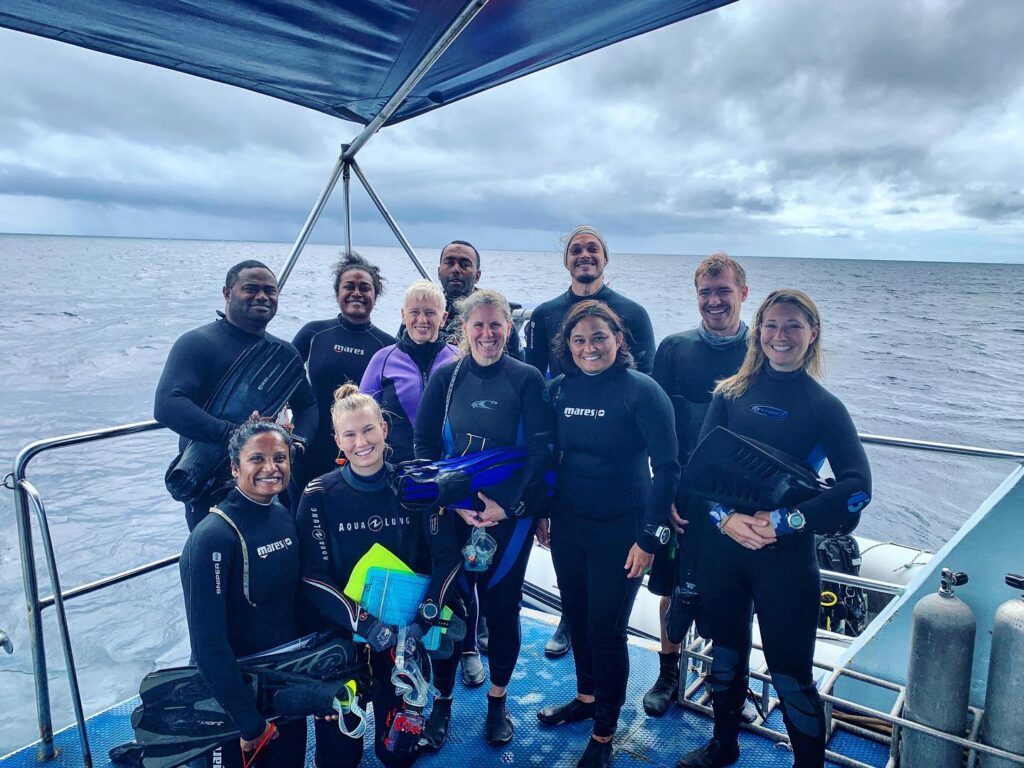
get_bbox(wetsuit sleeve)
[180,525,266,740]
[291,323,315,363]
[696,393,728,444]
[154,334,235,445]
[798,396,872,536]
[413,367,451,462]
[487,368,555,514]
[420,508,463,618]
[651,337,674,393]
[524,307,550,376]
[629,308,657,375]
[295,490,361,632]
[289,376,318,444]
[359,349,386,400]
[634,379,680,551]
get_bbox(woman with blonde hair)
[677,289,871,768]
[414,288,553,749]
[296,383,458,768]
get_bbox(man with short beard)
[154,260,317,530]
[642,252,750,719]
[525,225,656,658]
[524,226,655,378]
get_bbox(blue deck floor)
[2,614,890,768]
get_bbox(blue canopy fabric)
[1,1,734,126]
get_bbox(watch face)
[421,602,439,620]
[788,511,806,529]
[657,526,671,545]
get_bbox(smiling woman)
[291,252,395,486]
[179,420,307,768]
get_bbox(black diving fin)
[131,632,365,768]
[164,338,306,503]
[391,446,530,510]
[684,426,828,513]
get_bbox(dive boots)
[461,651,486,687]
[642,651,680,716]
[676,739,740,768]
[577,737,613,768]
[486,693,514,745]
[419,697,453,751]
[537,697,595,726]
[545,615,572,658]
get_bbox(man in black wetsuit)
[397,240,523,358]
[526,224,657,656]
[642,252,750,717]
[154,260,317,530]
[524,225,656,377]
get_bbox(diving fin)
[392,446,529,510]
[132,632,364,768]
[164,339,306,503]
[684,426,827,513]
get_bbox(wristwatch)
[418,600,440,623]
[651,524,672,546]
[786,508,807,532]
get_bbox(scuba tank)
[977,573,1024,768]
[900,569,976,768]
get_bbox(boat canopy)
[0,0,733,126]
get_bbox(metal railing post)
[22,480,93,767]
[12,483,55,759]
[349,158,430,279]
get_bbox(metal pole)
[276,150,347,289]
[343,152,353,255]
[13,483,55,759]
[341,0,489,162]
[858,433,1024,461]
[350,158,430,279]
[23,480,92,767]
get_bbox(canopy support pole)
[341,0,488,164]
[277,0,487,286]
[350,159,430,279]
[343,154,353,255]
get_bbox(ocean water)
[1,233,1022,751]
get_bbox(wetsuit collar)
[233,487,275,507]
[567,283,611,302]
[763,364,807,382]
[397,335,449,375]
[216,311,267,340]
[341,462,391,492]
[336,314,373,332]
[467,350,508,378]
[699,320,748,349]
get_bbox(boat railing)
[5,421,1024,764]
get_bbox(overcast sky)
[2,0,1023,262]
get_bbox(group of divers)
[143,225,873,768]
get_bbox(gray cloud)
[1,0,1024,260]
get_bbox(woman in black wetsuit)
[414,288,553,749]
[296,383,456,768]
[179,420,305,768]
[292,252,395,486]
[677,289,871,768]
[534,300,679,768]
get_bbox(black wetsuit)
[396,293,524,360]
[550,365,679,737]
[291,315,394,486]
[154,315,317,529]
[296,464,447,768]
[524,285,656,377]
[698,367,871,767]
[647,327,747,596]
[179,488,305,768]
[414,354,553,693]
